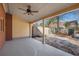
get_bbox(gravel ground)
[34,37,79,55]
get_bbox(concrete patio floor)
[0,38,72,56]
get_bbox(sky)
[59,9,79,23]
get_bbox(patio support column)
[42,19,45,44]
[29,22,32,38]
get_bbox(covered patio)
[0,3,79,56]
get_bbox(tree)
[64,22,69,28]
[46,17,60,33]
[47,17,58,25]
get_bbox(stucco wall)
[12,15,29,38]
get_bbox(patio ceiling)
[3,3,75,22]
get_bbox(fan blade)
[23,13,27,14]
[31,11,39,13]
[18,8,26,11]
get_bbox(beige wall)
[12,15,29,38]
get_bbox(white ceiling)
[6,3,74,22]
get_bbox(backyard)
[32,9,79,55]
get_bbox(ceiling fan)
[18,5,39,15]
